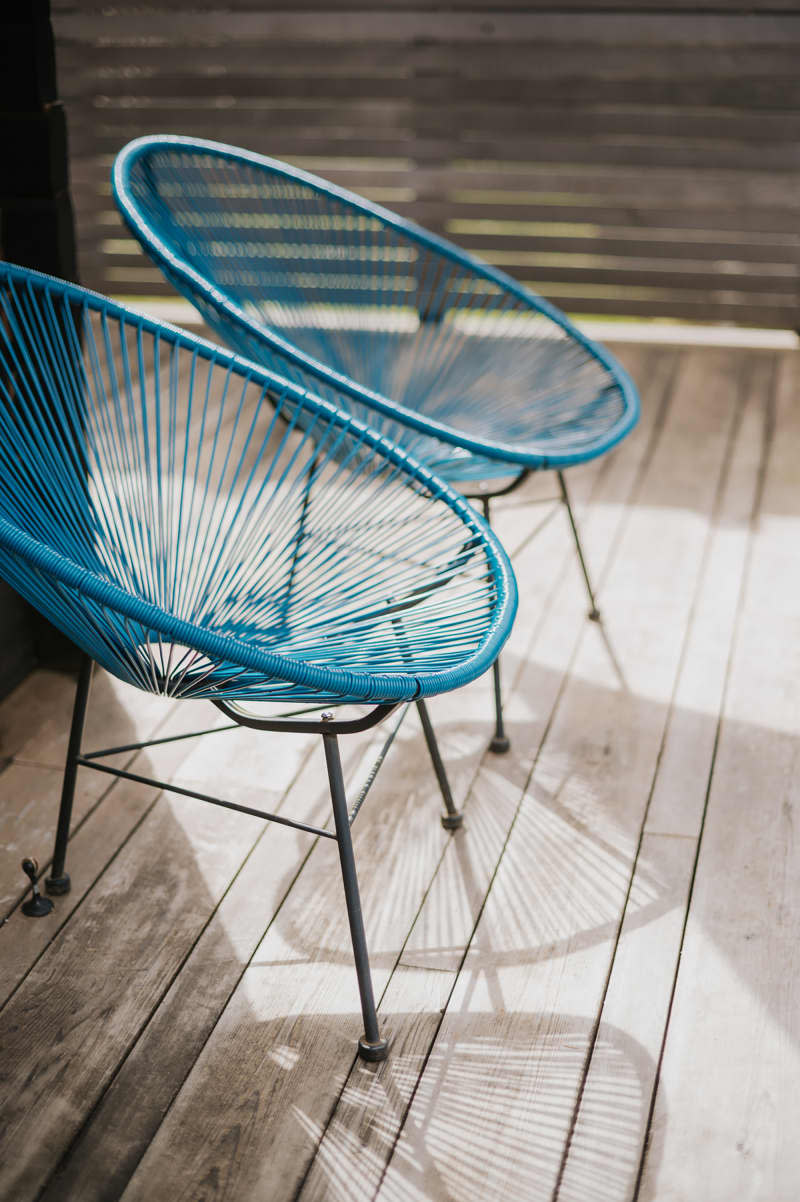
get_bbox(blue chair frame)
[113,135,640,752]
[0,261,517,1059]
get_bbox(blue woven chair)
[0,261,516,1059]
[113,135,639,752]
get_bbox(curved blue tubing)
[0,261,516,705]
[112,135,640,486]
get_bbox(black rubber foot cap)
[45,873,71,896]
[22,895,54,917]
[489,735,510,754]
[588,608,601,622]
[358,1036,391,1063]
[441,811,464,831]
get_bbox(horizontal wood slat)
[52,0,800,11]
[51,5,800,327]
[51,12,800,47]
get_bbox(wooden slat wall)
[51,3,800,327]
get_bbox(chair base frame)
[467,468,601,755]
[37,656,465,1061]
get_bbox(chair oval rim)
[0,260,518,702]
[113,133,640,471]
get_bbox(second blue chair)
[113,134,640,750]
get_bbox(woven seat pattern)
[0,263,515,703]
[114,137,639,483]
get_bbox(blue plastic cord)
[0,261,516,703]
[112,134,640,483]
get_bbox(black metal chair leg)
[557,470,601,622]
[488,656,510,754]
[45,654,93,896]
[322,724,390,1062]
[415,699,463,830]
[481,496,511,754]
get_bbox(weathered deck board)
[0,339,798,1202]
[638,349,800,1202]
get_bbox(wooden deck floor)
[1,336,798,1202]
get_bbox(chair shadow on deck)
[302,1014,657,1202]
[3,618,797,1202]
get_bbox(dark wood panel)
[79,92,800,144]
[52,12,800,48]
[54,41,800,83]
[66,161,800,216]
[437,204,800,236]
[411,165,800,207]
[52,0,800,13]
[64,74,800,112]
[69,128,800,174]
[417,137,800,173]
[52,5,800,326]
[50,0,800,11]
[446,232,797,267]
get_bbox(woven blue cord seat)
[1,260,517,1060]
[113,136,640,752]
[0,262,515,706]
[113,135,639,486]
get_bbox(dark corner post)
[321,713,389,1062]
[557,471,601,622]
[482,496,510,754]
[46,654,93,895]
[0,2,77,281]
[416,699,463,829]
[0,0,82,681]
